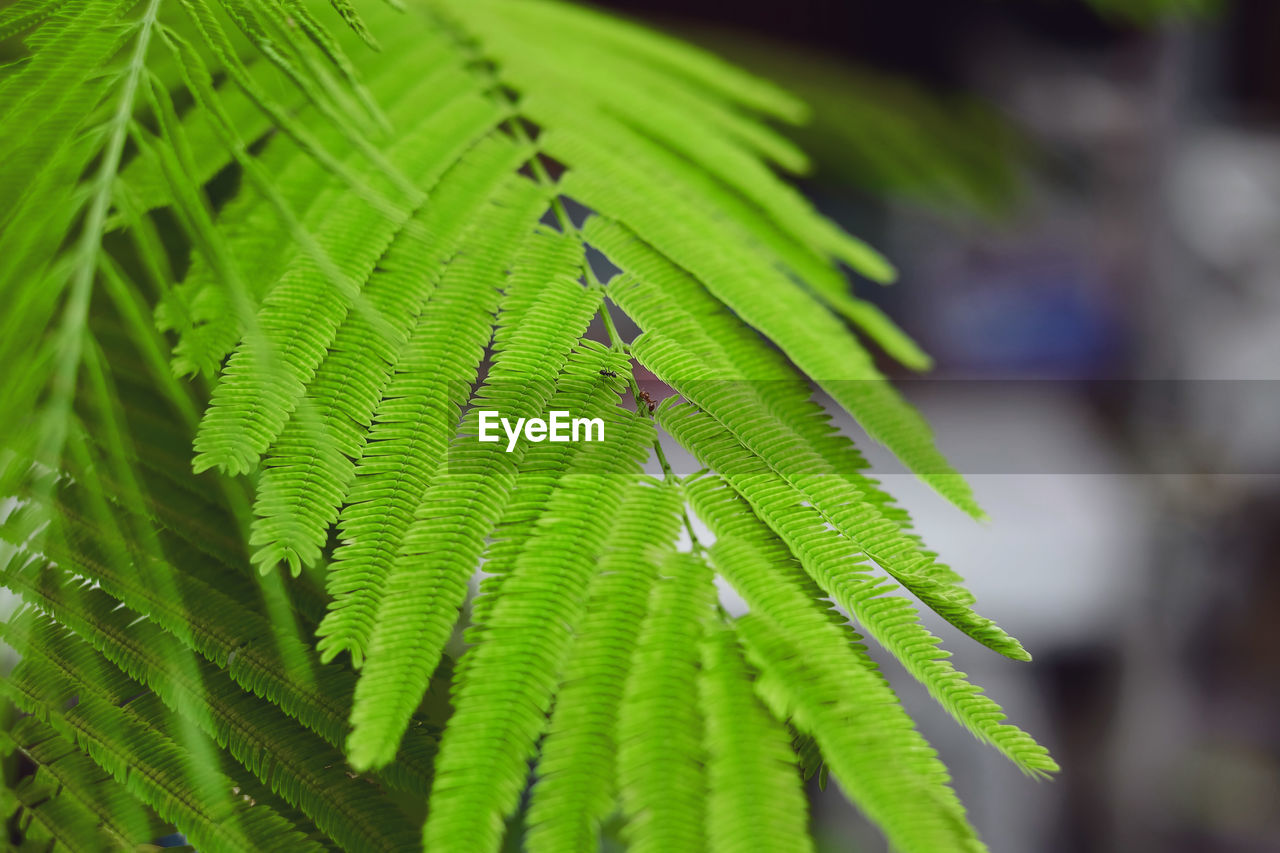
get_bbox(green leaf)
[0,4,1060,851]
[685,470,1058,778]
[3,716,168,851]
[561,145,980,514]
[316,164,550,668]
[525,481,684,853]
[700,623,814,853]
[422,408,655,851]
[1,614,327,853]
[738,611,987,853]
[616,551,716,853]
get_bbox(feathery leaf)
[616,551,716,853]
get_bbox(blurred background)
[604,0,1280,850]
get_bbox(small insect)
[598,369,618,378]
[637,389,656,414]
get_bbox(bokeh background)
[602,1,1280,850]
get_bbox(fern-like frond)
[191,80,510,476]
[457,348,634,657]
[589,220,1019,660]
[119,49,301,217]
[663,406,1054,773]
[342,339,627,770]
[685,470,1059,778]
[422,413,655,850]
[700,623,814,853]
[473,0,804,121]
[5,578,424,850]
[342,173,561,767]
[385,7,963,505]
[445,2,891,283]
[738,611,986,853]
[0,0,158,512]
[250,97,520,574]
[457,233,607,640]
[1,612,328,853]
[0,0,72,42]
[2,716,169,851]
[616,551,717,852]
[173,0,411,209]
[524,481,685,853]
[315,164,549,667]
[587,215,912,481]
[562,132,977,513]
[0,495,438,789]
[4,499,340,745]
[1,2,1063,851]
[155,23,450,380]
[656,394,1026,660]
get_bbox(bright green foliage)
[617,552,716,853]
[740,613,987,853]
[0,0,1069,851]
[700,624,815,853]
[422,407,655,849]
[317,164,550,672]
[342,175,560,770]
[1,612,332,853]
[684,471,1058,778]
[2,716,170,851]
[524,481,685,852]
